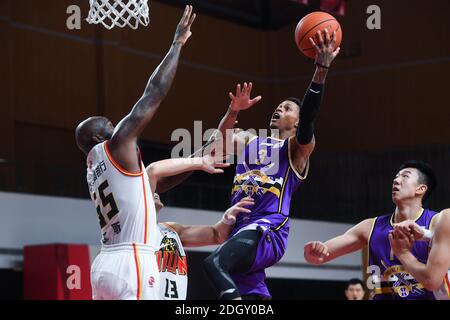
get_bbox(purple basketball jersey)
[231,136,307,234]
[368,208,438,300]
[229,135,308,298]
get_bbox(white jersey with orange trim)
[87,141,160,300]
[433,271,450,300]
[86,141,157,247]
[428,231,450,300]
[156,223,188,300]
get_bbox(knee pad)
[202,252,218,275]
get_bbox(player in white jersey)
[74,5,197,300]
[145,155,254,300]
[389,208,450,300]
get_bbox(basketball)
[295,11,342,59]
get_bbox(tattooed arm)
[108,5,197,173]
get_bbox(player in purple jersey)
[202,29,340,300]
[389,209,450,299]
[304,160,440,300]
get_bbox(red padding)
[24,244,92,300]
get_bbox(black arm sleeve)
[296,82,325,145]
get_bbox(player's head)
[154,193,164,214]
[344,278,365,300]
[75,116,114,155]
[269,97,301,132]
[392,160,437,204]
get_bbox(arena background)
[0,0,449,300]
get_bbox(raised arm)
[108,6,196,172]
[290,29,340,171]
[304,218,373,265]
[154,171,193,194]
[213,82,261,157]
[390,210,450,291]
[164,197,254,247]
[155,139,217,193]
[147,154,229,193]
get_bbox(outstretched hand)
[173,5,196,46]
[223,197,255,224]
[229,82,262,112]
[309,28,340,68]
[201,154,230,174]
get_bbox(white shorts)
[91,243,160,300]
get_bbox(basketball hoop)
[86,0,150,30]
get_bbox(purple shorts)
[230,218,289,298]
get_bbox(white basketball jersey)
[156,223,188,300]
[86,141,157,248]
[429,235,450,300]
[433,271,450,300]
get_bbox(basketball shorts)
[91,243,160,300]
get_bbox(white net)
[86,0,150,30]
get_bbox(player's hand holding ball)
[295,12,342,68]
[309,28,340,68]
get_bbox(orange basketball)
[295,11,342,59]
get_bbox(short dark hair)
[398,160,437,202]
[285,97,302,110]
[345,278,365,291]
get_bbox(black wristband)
[315,62,330,69]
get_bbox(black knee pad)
[202,253,215,274]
